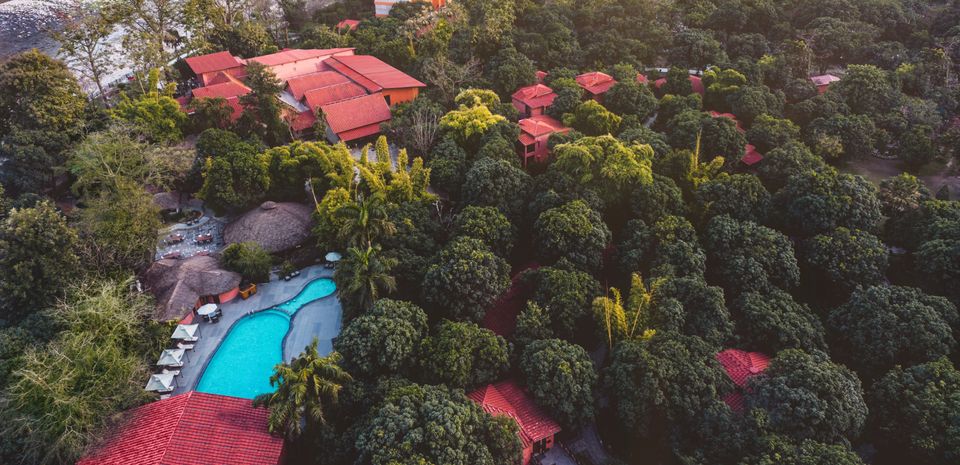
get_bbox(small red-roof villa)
[183,47,425,142]
[518,115,570,166]
[375,0,446,17]
[810,74,840,94]
[468,380,562,465]
[77,391,284,465]
[654,74,705,96]
[716,349,770,412]
[575,71,617,103]
[741,144,763,166]
[336,19,360,31]
[512,83,557,118]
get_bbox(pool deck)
[170,265,341,396]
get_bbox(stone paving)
[167,265,339,396]
[154,215,228,261]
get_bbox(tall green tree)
[220,241,272,283]
[355,383,521,465]
[237,61,289,146]
[746,349,867,444]
[533,200,611,273]
[334,299,427,379]
[520,338,597,429]
[869,358,960,465]
[334,245,397,317]
[335,194,397,249]
[828,285,957,380]
[0,202,80,323]
[422,237,510,322]
[0,50,87,193]
[419,320,510,389]
[253,339,352,440]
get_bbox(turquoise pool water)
[197,278,337,399]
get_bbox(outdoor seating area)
[155,214,226,261]
[145,324,202,396]
[197,303,223,323]
[324,251,342,269]
[282,270,302,281]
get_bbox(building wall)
[381,87,419,106]
[218,287,240,304]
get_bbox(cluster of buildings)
[183,48,425,142]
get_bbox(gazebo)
[224,201,315,253]
[145,372,177,393]
[157,348,187,368]
[171,324,199,342]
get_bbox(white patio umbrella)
[170,324,200,341]
[145,372,176,392]
[325,251,342,262]
[197,303,219,317]
[156,348,186,367]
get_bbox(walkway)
[169,265,339,395]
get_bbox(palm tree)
[592,273,659,349]
[335,193,396,248]
[253,339,352,441]
[334,245,397,316]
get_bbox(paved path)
[168,265,338,395]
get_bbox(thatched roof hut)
[224,201,314,253]
[144,255,241,320]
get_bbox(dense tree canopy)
[335,299,428,379]
[746,349,867,444]
[520,338,597,429]
[422,237,510,322]
[828,285,958,380]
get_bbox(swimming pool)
[196,278,338,399]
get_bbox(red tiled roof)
[320,93,392,141]
[512,84,556,109]
[191,80,251,101]
[185,51,243,75]
[78,391,284,465]
[717,349,769,412]
[636,73,648,84]
[535,70,548,83]
[654,75,705,96]
[326,55,426,92]
[249,48,355,67]
[519,115,569,139]
[304,82,368,109]
[468,380,561,449]
[289,110,318,132]
[741,144,763,166]
[575,71,616,95]
[336,19,360,31]
[286,71,352,100]
[810,74,840,86]
[717,349,770,387]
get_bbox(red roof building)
[810,74,841,94]
[518,115,570,166]
[654,74,705,96]
[535,70,548,83]
[636,73,649,84]
[190,74,251,122]
[183,48,426,141]
[716,349,770,412]
[575,71,616,102]
[320,93,393,142]
[304,82,368,110]
[336,19,360,31]
[741,144,763,166]
[286,71,353,100]
[325,55,426,105]
[468,380,562,465]
[511,84,557,118]
[77,391,284,465]
[708,111,745,132]
[185,51,245,86]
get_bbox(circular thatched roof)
[144,255,241,320]
[153,191,182,211]
[223,201,314,253]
